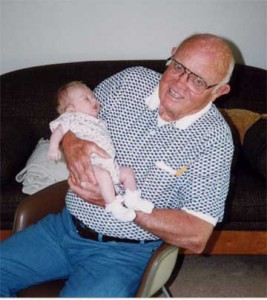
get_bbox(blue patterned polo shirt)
[66,66,234,240]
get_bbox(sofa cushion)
[219,108,242,172]
[220,108,263,144]
[219,160,267,230]
[243,118,266,179]
[15,138,68,195]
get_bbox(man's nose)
[174,72,189,88]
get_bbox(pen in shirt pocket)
[155,161,189,176]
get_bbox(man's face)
[158,45,229,121]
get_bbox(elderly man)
[0,33,235,297]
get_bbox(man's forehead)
[174,47,226,83]
[176,38,232,80]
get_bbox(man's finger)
[68,178,104,206]
[89,143,110,159]
[79,155,97,185]
[80,181,100,194]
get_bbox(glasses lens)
[188,74,206,94]
[172,61,184,74]
[166,57,209,95]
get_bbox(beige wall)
[1,0,266,74]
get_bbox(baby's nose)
[93,101,100,109]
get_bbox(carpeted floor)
[164,254,267,297]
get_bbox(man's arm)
[67,176,213,253]
[61,132,215,253]
[61,131,109,186]
[134,209,214,254]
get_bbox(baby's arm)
[48,124,65,161]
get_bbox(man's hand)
[62,131,109,186]
[68,177,105,207]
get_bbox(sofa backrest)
[1,60,266,143]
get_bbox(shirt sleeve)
[179,125,234,225]
[93,68,130,118]
[94,67,161,120]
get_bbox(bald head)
[175,34,235,83]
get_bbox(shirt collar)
[144,85,212,129]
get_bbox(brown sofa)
[1,60,266,254]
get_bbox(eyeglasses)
[166,57,219,95]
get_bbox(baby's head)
[56,81,100,117]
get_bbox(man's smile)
[169,88,184,101]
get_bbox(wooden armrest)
[12,181,68,233]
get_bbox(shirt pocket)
[141,161,190,207]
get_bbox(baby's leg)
[119,166,137,191]
[93,166,136,222]
[93,166,116,205]
[120,166,154,214]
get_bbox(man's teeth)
[169,88,182,99]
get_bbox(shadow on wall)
[226,38,245,65]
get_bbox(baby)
[48,81,154,222]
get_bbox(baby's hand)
[48,149,61,161]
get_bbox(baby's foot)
[105,195,136,222]
[124,189,154,214]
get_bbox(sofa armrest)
[12,180,68,233]
[1,117,37,185]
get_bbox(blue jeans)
[0,208,162,297]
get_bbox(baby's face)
[65,85,100,117]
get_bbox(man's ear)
[171,47,177,56]
[212,84,231,102]
[218,84,231,96]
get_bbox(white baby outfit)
[50,112,153,222]
[50,112,120,187]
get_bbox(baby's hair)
[56,81,88,114]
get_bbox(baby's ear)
[65,106,74,112]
